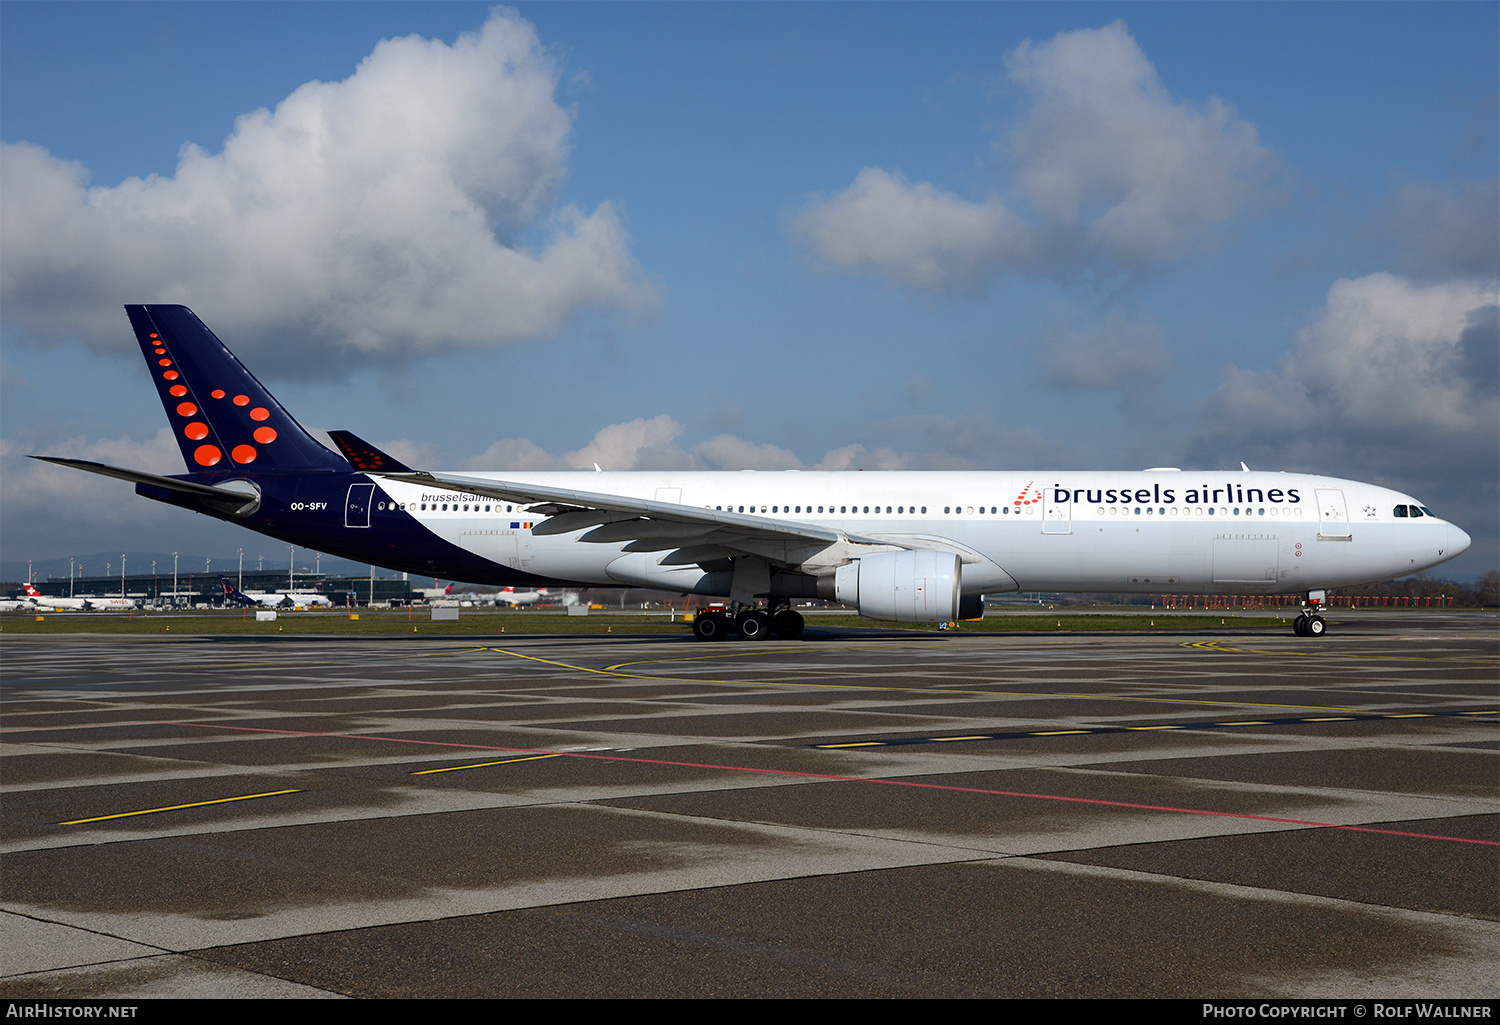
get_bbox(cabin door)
[345,483,374,528]
[1315,488,1350,539]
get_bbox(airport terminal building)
[7,572,413,607]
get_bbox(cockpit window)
[1408,505,1424,518]
[1419,507,1435,517]
[1393,505,1408,518]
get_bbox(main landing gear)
[1292,590,1327,638]
[691,600,805,641]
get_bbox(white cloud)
[0,10,657,368]
[1,428,181,523]
[790,169,1029,292]
[562,415,687,471]
[450,409,1075,475]
[461,437,563,472]
[792,21,1274,290]
[690,435,804,471]
[811,444,909,471]
[1004,21,1272,267]
[1205,274,1496,438]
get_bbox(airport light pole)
[121,556,126,598]
[152,561,157,602]
[173,552,178,608]
[238,548,244,592]
[69,557,74,598]
[288,545,295,591]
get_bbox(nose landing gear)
[1293,613,1326,637]
[1293,590,1328,637]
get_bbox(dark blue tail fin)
[218,575,258,606]
[126,305,348,474]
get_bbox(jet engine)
[834,550,961,622]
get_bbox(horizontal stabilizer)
[327,431,413,473]
[31,456,261,515]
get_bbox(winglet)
[327,431,414,473]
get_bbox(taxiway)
[2,613,1495,997]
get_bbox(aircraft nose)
[1449,524,1472,557]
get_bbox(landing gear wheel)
[693,613,729,642]
[1306,615,1326,637]
[771,609,805,638]
[735,610,771,641]
[1293,615,1309,637]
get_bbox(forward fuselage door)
[1315,488,1350,539]
[345,483,374,528]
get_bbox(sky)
[2,2,1496,580]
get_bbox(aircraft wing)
[376,470,904,563]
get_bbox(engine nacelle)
[834,550,961,622]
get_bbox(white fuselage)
[17,587,136,611]
[370,470,1468,596]
[243,591,334,608]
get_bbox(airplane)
[34,305,1471,641]
[18,583,137,611]
[493,585,581,607]
[494,585,545,606]
[426,583,574,607]
[218,576,260,607]
[19,584,88,611]
[218,576,333,609]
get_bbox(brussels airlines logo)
[1049,483,1302,506]
[1014,481,1042,508]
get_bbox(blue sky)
[2,2,1496,578]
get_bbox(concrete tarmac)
[1,611,1496,998]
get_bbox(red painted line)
[140,720,1500,848]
